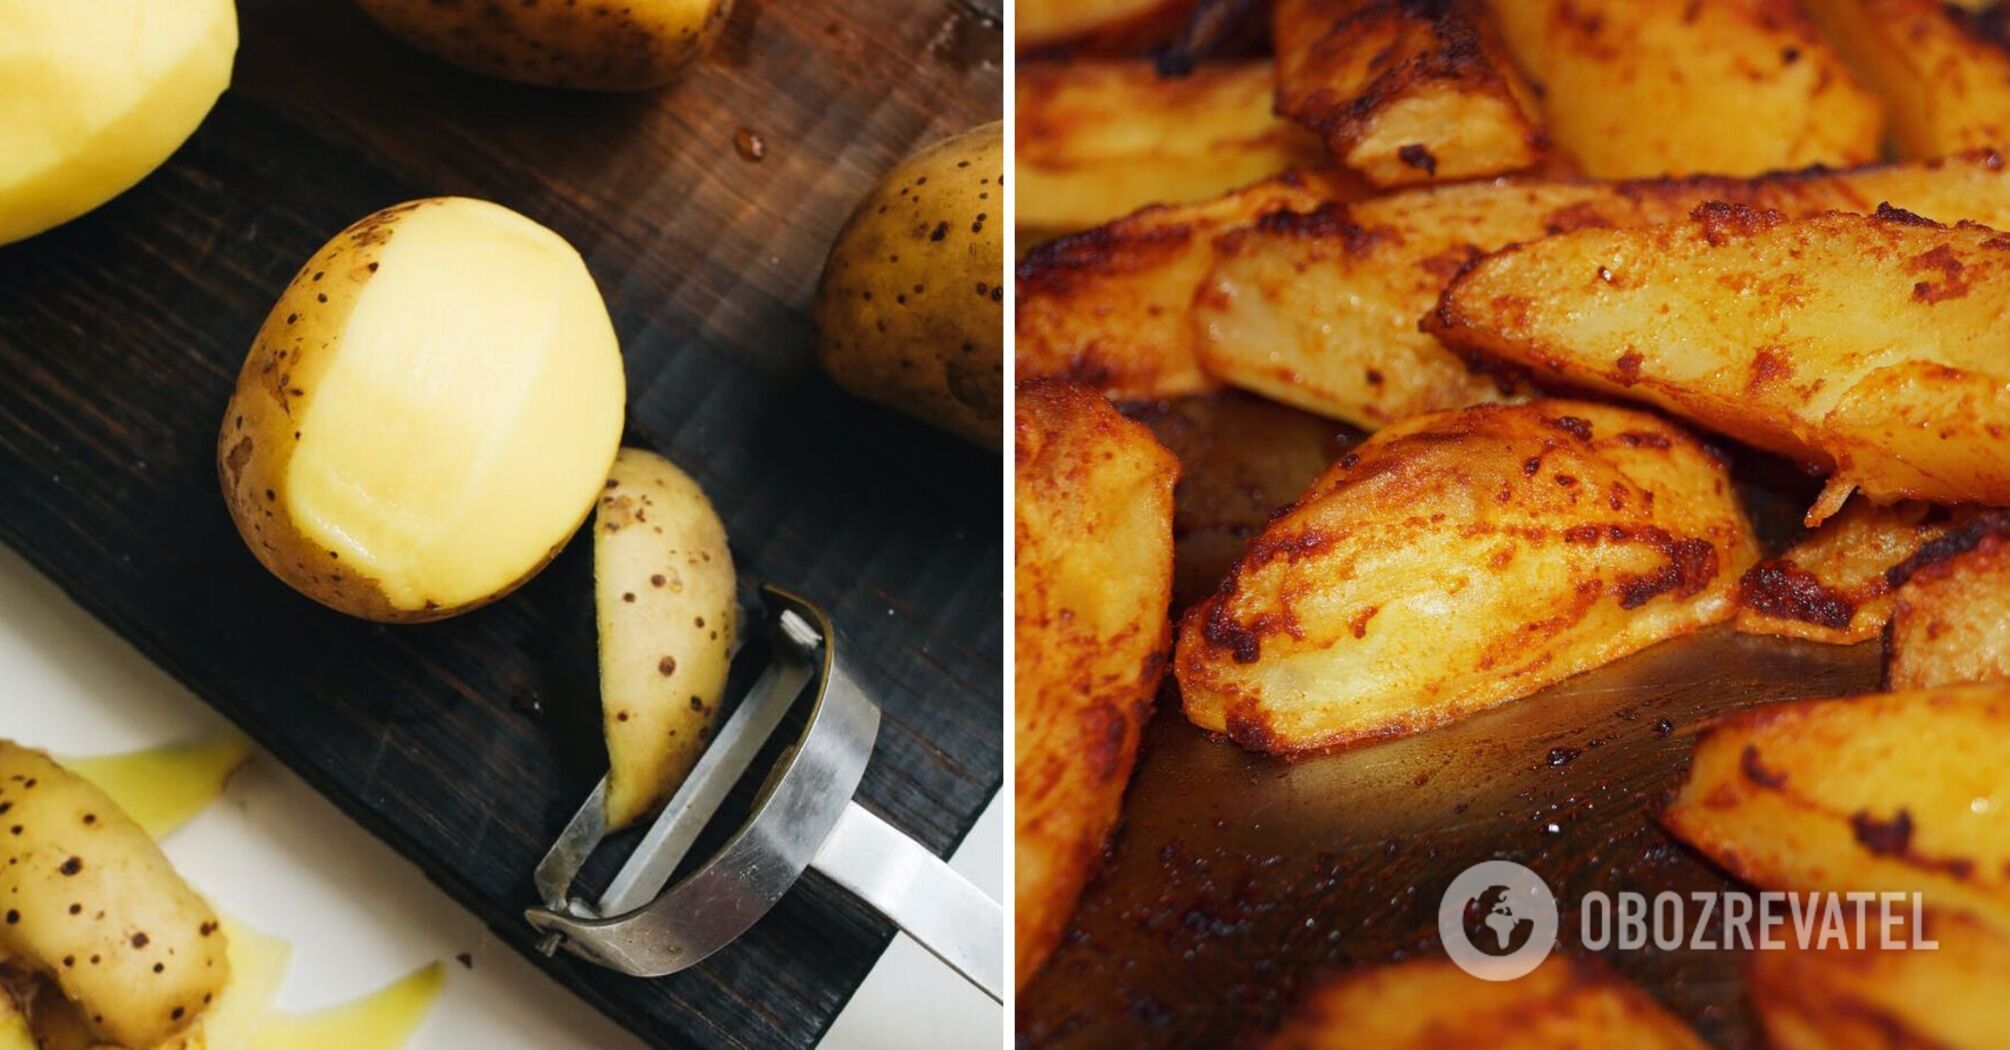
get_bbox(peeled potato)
[0,742,227,1049]
[355,0,732,90]
[815,123,1004,450]
[219,198,626,622]
[0,0,236,246]
[595,449,737,831]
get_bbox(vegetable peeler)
[524,585,1003,1003]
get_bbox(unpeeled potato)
[355,0,732,90]
[0,0,236,246]
[218,197,626,622]
[815,123,1004,450]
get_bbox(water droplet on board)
[734,128,766,162]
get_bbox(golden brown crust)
[1017,0,1198,52]
[1014,381,1178,990]
[1751,909,2010,1050]
[1272,0,1546,186]
[1735,500,1976,645]
[1176,400,1755,753]
[1884,511,2010,691]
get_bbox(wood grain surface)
[0,2,1002,1047]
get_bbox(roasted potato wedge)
[1736,500,1974,645]
[1751,908,2010,1050]
[1176,401,1756,752]
[1015,382,1178,990]
[1886,512,2010,691]
[1804,0,2010,158]
[1488,0,1882,177]
[1017,60,1326,234]
[1267,956,1705,1049]
[1273,0,1545,186]
[1091,151,2010,430]
[1662,683,2010,931]
[0,742,226,1049]
[1017,0,1196,51]
[1430,205,2010,520]
[1016,171,1356,401]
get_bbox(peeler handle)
[811,800,1004,1004]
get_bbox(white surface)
[0,543,1003,1048]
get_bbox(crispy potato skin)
[1017,0,1196,51]
[815,124,1004,449]
[355,0,731,90]
[1035,151,2010,430]
[1804,0,2010,158]
[1488,0,1883,177]
[1015,171,1359,401]
[1662,683,2010,931]
[1735,500,1973,645]
[1268,956,1705,1049]
[1273,0,1546,186]
[1885,512,2010,691]
[1177,401,1756,753]
[1430,205,2010,518]
[0,743,226,1049]
[1751,909,2010,1050]
[1016,60,1325,233]
[1014,382,1178,991]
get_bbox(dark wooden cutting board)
[0,2,1001,1047]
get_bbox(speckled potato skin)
[0,743,226,1049]
[354,0,732,91]
[815,122,1004,450]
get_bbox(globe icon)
[1465,884,1535,957]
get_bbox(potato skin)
[1661,682,2010,932]
[1429,205,2010,518]
[0,743,226,1049]
[1885,512,2010,691]
[1273,0,1546,187]
[355,0,732,91]
[1014,382,1177,991]
[815,123,1003,449]
[1267,957,1705,1050]
[1735,500,1975,645]
[1176,401,1756,753]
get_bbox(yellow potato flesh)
[280,200,625,614]
[0,0,235,245]
[247,963,441,1050]
[67,734,253,840]
[181,915,291,1050]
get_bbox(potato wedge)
[1487,0,1882,177]
[1016,171,1356,401]
[1886,512,2010,691]
[1267,956,1705,1049]
[594,448,738,832]
[1736,500,1974,645]
[355,0,731,90]
[1751,908,2010,1050]
[0,742,226,1049]
[1429,205,2010,520]
[1015,382,1178,990]
[1273,0,1545,186]
[1017,60,1326,233]
[1176,401,1756,752]
[1804,0,2010,159]
[1017,0,1196,51]
[1079,151,2010,429]
[219,197,626,622]
[1661,683,2010,932]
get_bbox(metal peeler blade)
[525,585,1003,1003]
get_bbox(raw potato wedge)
[1267,956,1705,1049]
[1751,909,2010,1050]
[1016,60,1326,233]
[1804,0,2010,158]
[1176,401,1756,752]
[1272,0,1546,186]
[355,0,732,90]
[0,742,226,1049]
[595,449,737,832]
[1126,151,2010,430]
[1017,0,1196,51]
[1429,205,2010,519]
[1886,512,2010,691]
[1016,171,1355,401]
[1736,500,1974,645]
[219,197,626,622]
[1015,382,1178,991]
[1487,0,1883,178]
[1661,683,2010,932]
